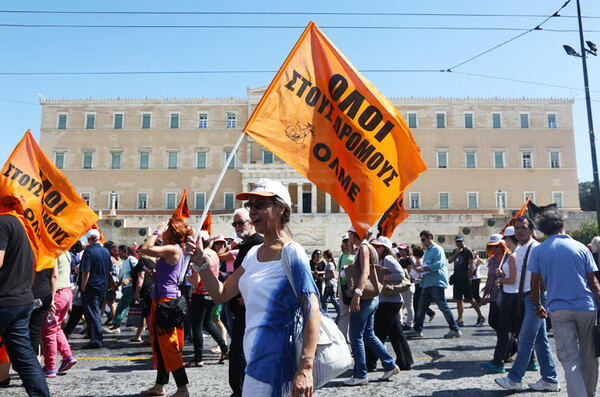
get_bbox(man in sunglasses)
[227,208,263,397]
[406,230,461,339]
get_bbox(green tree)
[579,181,596,211]
[568,218,598,245]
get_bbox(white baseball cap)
[370,236,393,250]
[341,232,350,241]
[487,233,504,245]
[236,178,292,208]
[504,226,515,237]
[86,229,100,239]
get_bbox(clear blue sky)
[1,0,599,181]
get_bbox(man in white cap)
[79,229,112,349]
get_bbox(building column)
[297,183,303,214]
[325,192,331,213]
[311,184,317,214]
[339,202,345,213]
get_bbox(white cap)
[199,230,210,241]
[348,225,356,234]
[86,229,100,239]
[370,236,393,250]
[504,226,515,237]
[341,232,349,241]
[236,178,292,208]
[487,233,504,245]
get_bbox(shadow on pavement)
[416,359,486,380]
[414,389,514,396]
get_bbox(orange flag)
[172,189,190,219]
[501,195,531,234]
[201,210,212,236]
[377,193,409,238]
[0,131,99,270]
[244,22,426,238]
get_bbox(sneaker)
[457,320,464,327]
[343,377,369,386]
[476,317,486,327]
[43,368,56,378]
[379,365,400,381]
[528,379,560,392]
[444,329,462,339]
[480,361,505,373]
[405,329,424,338]
[58,356,77,373]
[103,326,121,334]
[527,361,539,371]
[495,376,522,390]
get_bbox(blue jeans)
[82,289,104,347]
[349,297,395,379]
[0,303,50,396]
[508,293,558,384]
[414,286,459,333]
[321,286,340,323]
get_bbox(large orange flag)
[172,189,190,219]
[377,193,409,238]
[244,22,426,237]
[0,131,99,270]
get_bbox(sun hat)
[370,236,393,250]
[504,226,515,237]
[236,178,292,208]
[398,243,409,250]
[212,234,226,243]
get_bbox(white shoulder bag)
[281,241,353,389]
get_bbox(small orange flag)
[0,131,99,270]
[501,195,531,234]
[377,193,409,238]
[172,189,190,219]
[201,210,212,236]
[243,22,426,238]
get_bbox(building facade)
[39,89,578,220]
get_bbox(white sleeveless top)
[503,239,538,294]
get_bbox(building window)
[168,152,178,169]
[550,151,561,168]
[492,113,501,129]
[111,152,122,169]
[521,151,532,168]
[196,152,207,169]
[436,151,448,168]
[520,113,529,129]
[114,113,123,129]
[224,193,235,210]
[195,192,205,210]
[524,192,535,203]
[263,150,274,164]
[226,112,237,129]
[552,192,563,208]
[142,113,152,129]
[57,114,68,130]
[198,113,208,129]
[170,113,180,129]
[436,112,446,128]
[166,193,177,210]
[439,192,449,209]
[493,151,505,168]
[464,113,474,129]
[137,193,148,209]
[548,113,557,129]
[139,152,150,169]
[409,192,421,209]
[54,152,65,169]
[496,191,507,208]
[465,151,476,168]
[81,193,91,206]
[407,112,417,129]
[225,151,236,169]
[467,192,478,209]
[85,113,96,130]
[82,152,93,169]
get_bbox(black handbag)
[155,297,187,329]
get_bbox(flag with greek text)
[172,189,190,219]
[0,131,99,270]
[243,21,426,237]
[377,193,409,238]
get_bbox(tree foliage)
[579,181,596,211]
[568,218,598,245]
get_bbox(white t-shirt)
[325,261,337,289]
[503,239,538,294]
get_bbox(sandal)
[185,360,204,368]
[130,338,143,343]
[218,350,229,364]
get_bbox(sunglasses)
[243,200,274,211]
[231,220,249,227]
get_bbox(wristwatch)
[354,288,363,297]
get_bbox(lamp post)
[110,190,117,216]
[497,189,505,215]
[563,0,599,232]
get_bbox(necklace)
[263,238,282,247]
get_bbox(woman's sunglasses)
[243,200,274,211]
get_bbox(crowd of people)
[0,180,600,397]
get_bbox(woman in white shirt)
[186,179,320,397]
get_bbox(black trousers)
[228,305,246,397]
[488,301,500,332]
[180,285,193,341]
[154,323,188,387]
[471,279,481,304]
[190,294,228,362]
[29,294,52,355]
[365,301,414,370]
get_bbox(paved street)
[3,301,597,396]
